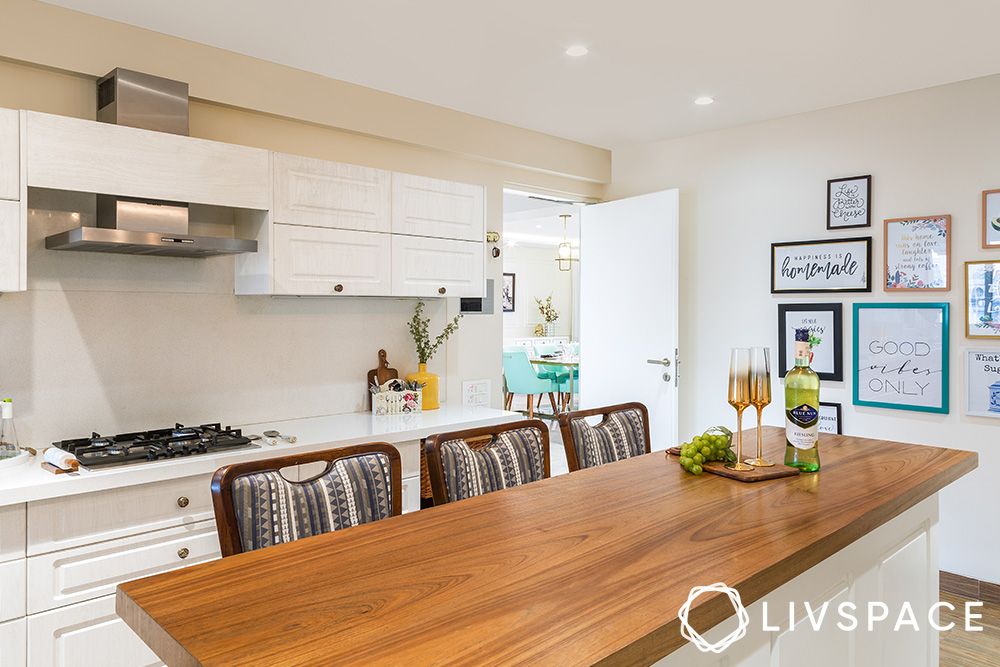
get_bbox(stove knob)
[176,496,189,508]
[177,547,189,560]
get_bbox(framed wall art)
[884,215,950,291]
[966,350,1000,419]
[771,237,872,294]
[853,303,949,414]
[777,303,843,381]
[965,260,1000,339]
[982,189,1000,249]
[827,175,871,229]
[501,273,516,313]
[818,402,842,434]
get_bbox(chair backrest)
[558,402,650,472]
[533,343,561,356]
[424,419,550,505]
[211,443,402,556]
[502,348,549,394]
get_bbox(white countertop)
[0,405,519,506]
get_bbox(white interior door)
[580,189,679,450]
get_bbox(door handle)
[646,358,672,367]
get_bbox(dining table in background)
[528,354,579,412]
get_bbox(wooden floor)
[940,592,1000,666]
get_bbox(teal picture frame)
[852,303,950,414]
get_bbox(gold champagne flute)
[745,347,775,467]
[726,348,755,471]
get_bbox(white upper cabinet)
[0,200,24,293]
[273,224,391,296]
[391,173,485,242]
[391,235,485,298]
[25,111,270,210]
[273,153,391,233]
[0,109,19,201]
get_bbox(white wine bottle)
[784,328,820,472]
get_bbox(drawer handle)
[438,287,447,295]
[334,284,344,293]
[177,547,190,560]
[177,496,190,508]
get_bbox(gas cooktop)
[53,423,256,469]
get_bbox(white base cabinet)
[27,596,162,667]
[0,618,25,667]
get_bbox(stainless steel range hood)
[44,68,257,258]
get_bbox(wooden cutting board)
[666,447,800,483]
[366,349,399,409]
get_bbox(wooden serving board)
[666,447,800,483]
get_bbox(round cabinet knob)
[334,284,344,293]
[176,496,189,508]
[177,547,190,560]
[438,287,447,295]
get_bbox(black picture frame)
[501,273,515,312]
[819,402,843,435]
[771,237,872,294]
[777,303,844,381]
[827,175,872,229]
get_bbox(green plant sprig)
[408,301,462,364]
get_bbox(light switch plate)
[462,379,492,408]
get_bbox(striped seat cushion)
[231,452,393,553]
[569,408,647,469]
[439,427,546,502]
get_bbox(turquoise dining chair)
[555,372,580,412]
[502,348,559,418]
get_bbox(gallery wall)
[610,74,1000,584]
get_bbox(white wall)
[502,245,574,340]
[610,74,1000,584]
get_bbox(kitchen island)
[116,427,976,666]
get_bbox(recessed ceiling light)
[565,45,589,57]
[694,96,715,106]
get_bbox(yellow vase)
[405,363,439,410]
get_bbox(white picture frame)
[966,350,1000,418]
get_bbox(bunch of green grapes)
[677,427,736,475]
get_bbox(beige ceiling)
[43,0,1000,148]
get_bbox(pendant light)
[555,213,577,272]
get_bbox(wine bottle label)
[786,403,819,450]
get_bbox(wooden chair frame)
[558,402,651,472]
[423,419,550,506]
[211,443,402,557]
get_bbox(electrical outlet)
[462,379,491,408]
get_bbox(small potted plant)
[534,295,559,337]
[405,301,461,410]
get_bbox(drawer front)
[274,153,391,233]
[401,475,421,514]
[26,111,269,210]
[273,224,391,296]
[28,475,214,556]
[0,617,26,667]
[391,235,485,297]
[28,520,218,614]
[0,108,18,201]
[27,595,163,667]
[391,173,484,241]
[0,503,26,563]
[0,559,25,622]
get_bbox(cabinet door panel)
[0,503,25,563]
[391,235,485,297]
[28,475,214,556]
[0,618,25,667]
[0,199,24,293]
[274,153,390,232]
[27,596,163,667]
[25,111,269,210]
[0,108,18,201]
[391,173,484,241]
[273,224,391,296]
[0,559,25,622]
[401,475,421,514]
[28,520,219,614]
